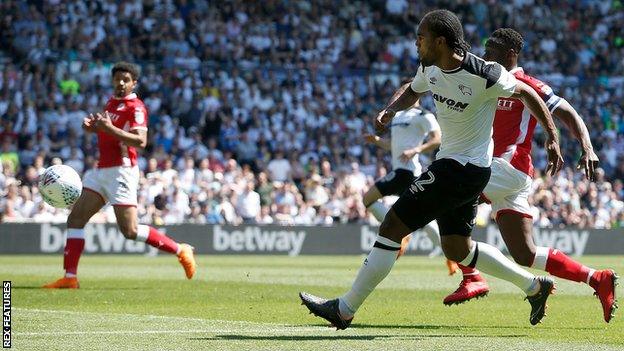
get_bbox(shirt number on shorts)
[409,171,435,193]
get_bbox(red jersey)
[97,93,148,168]
[493,67,562,177]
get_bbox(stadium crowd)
[0,0,623,228]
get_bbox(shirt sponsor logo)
[497,99,515,111]
[432,93,469,112]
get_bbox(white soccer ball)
[38,165,83,209]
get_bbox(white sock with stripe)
[339,236,401,318]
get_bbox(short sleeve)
[130,104,148,131]
[410,65,430,93]
[488,65,517,99]
[422,112,440,132]
[523,77,563,113]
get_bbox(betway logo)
[213,225,306,256]
[360,225,438,253]
[432,93,469,112]
[486,225,589,256]
[40,223,159,255]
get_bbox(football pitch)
[2,255,623,350]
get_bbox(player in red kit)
[43,62,196,289]
[442,29,617,323]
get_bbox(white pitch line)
[13,307,332,335]
[16,330,222,336]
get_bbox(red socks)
[544,248,591,283]
[64,238,85,276]
[144,226,179,254]
[458,264,484,280]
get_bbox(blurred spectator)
[0,0,623,228]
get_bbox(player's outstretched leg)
[300,209,409,329]
[136,224,197,279]
[448,238,555,325]
[443,264,489,305]
[498,213,618,322]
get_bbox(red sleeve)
[129,101,148,131]
[516,73,563,112]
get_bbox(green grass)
[2,255,623,350]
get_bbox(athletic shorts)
[82,166,139,206]
[481,157,532,220]
[375,168,416,196]
[392,158,490,236]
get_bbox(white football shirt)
[410,52,517,167]
[390,108,440,175]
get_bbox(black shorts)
[391,158,491,236]
[375,168,416,196]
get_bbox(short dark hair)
[111,61,140,80]
[488,28,524,53]
[421,10,470,55]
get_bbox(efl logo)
[2,281,10,348]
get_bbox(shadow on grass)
[191,333,528,341]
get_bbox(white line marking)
[13,308,331,335]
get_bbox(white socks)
[460,241,539,295]
[136,224,150,242]
[339,236,401,318]
[367,201,389,222]
[531,246,549,270]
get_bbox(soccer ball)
[39,165,83,209]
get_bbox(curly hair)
[111,61,140,80]
[421,10,471,55]
[488,28,524,53]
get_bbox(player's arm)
[363,134,391,150]
[510,81,563,175]
[375,82,423,134]
[399,129,441,163]
[552,99,599,180]
[94,111,148,148]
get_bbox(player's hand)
[363,134,380,144]
[399,148,419,163]
[374,109,395,135]
[544,138,564,176]
[82,114,97,133]
[577,149,599,181]
[94,111,113,131]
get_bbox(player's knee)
[379,212,409,243]
[510,248,536,267]
[441,240,469,262]
[67,211,88,228]
[119,224,138,240]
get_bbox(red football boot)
[443,273,489,305]
[590,269,619,323]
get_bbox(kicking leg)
[299,208,412,329]
[114,206,196,279]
